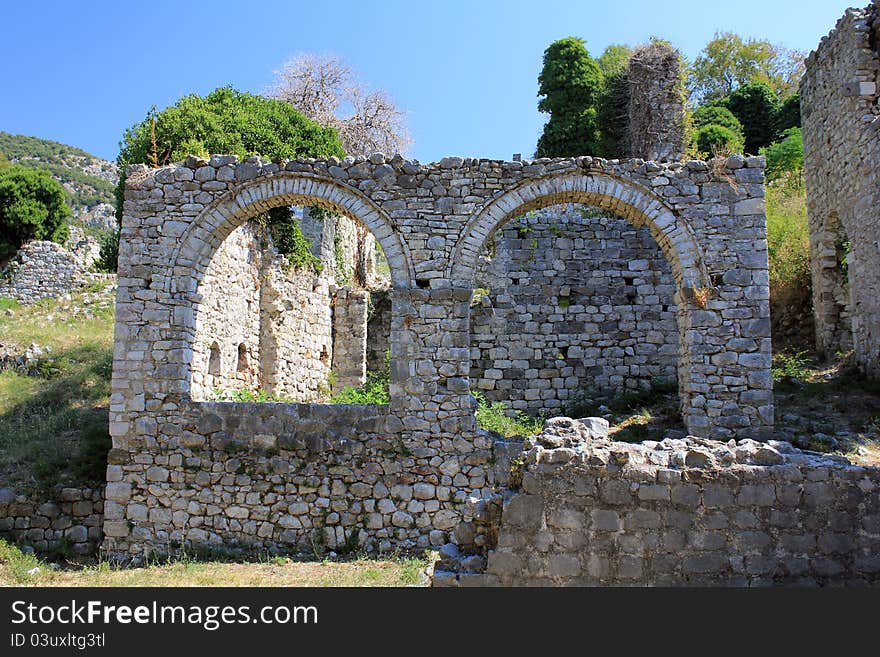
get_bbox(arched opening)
[236,343,249,372]
[170,174,412,404]
[451,172,710,439]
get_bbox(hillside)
[0,132,117,232]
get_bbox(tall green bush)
[0,165,70,261]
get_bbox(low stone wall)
[0,241,80,303]
[102,400,494,563]
[434,418,880,586]
[0,487,104,556]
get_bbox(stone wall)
[0,486,104,556]
[190,214,381,402]
[192,222,264,399]
[628,43,686,162]
[802,1,880,377]
[1,241,80,303]
[366,289,392,372]
[106,152,772,559]
[0,228,106,304]
[331,288,369,390]
[471,206,678,413]
[433,418,880,586]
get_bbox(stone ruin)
[103,150,773,561]
[802,0,880,378]
[433,418,880,586]
[0,226,109,303]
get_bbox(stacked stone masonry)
[433,418,880,586]
[0,487,104,556]
[0,233,110,304]
[471,206,678,412]
[628,43,687,163]
[107,151,772,559]
[802,0,880,377]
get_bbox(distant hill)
[0,132,117,231]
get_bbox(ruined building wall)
[105,153,772,560]
[471,207,678,413]
[366,289,392,372]
[628,43,686,162]
[260,266,335,401]
[435,418,880,587]
[191,214,374,402]
[802,1,880,377]
[191,222,264,399]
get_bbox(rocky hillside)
[0,132,117,232]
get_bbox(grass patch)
[0,292,114,495]
[330,369,390,405]
[0,297,20,311]
[473,391,543,438]
[0,539,431,587]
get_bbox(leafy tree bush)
[692,105,744,137]
[762,127,803,186]
[0,165,70,261]
[535,37,604,157]
[95,229,119,273]
[110,86,345,272]
[0,151,9,170]
[722,81,781,153]
[689,31,804,102]
[695,123,744,156]
[774,92,801,136]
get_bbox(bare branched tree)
[271,54,411,157]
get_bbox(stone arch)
[449,171,709,289]
[165,172,414,297]
[449,170,712,432]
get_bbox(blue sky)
[0,0,854,163]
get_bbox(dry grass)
[0,540,431,587]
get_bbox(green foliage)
[596,68,630,157]
[689,31,804,102]
[597,44,632,78]
[766,184,810,309]
[115,86,346,219]
[772,351,811,384]
[208,387,295,402]
[0,165,70,261]
[695,123,744,156]
[473,391,543,438]
[693,105,743,136]
[263,207,321,272]
[721,81,782,153]
[774,92,801,135]
[761,127,803,186]
[535,37,604,157]
[330,370,390,405]
[0,150,9,170]
[0,539,46,584]
[96,229,120,272]
[0,132,115,211]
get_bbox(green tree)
[693,105,744,137]
[0,165,70,261]
[761,127,803,186]
[110,86,345,272]
[594,44,632,157]
[695,124,744,156]
[0,150,10,170]
[774,92,801,136]
[722,81,781,153]
[535,37,604,157]
[690,31,804,102]
[597,44,632,78]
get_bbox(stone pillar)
[628,43,686,162]
[331,288,369,390]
